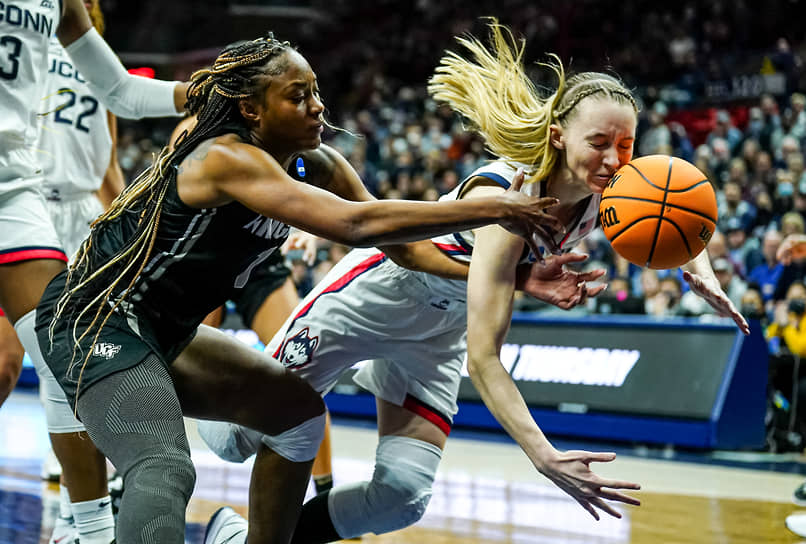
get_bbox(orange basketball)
[599,155,718,270]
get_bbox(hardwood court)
[1,388,804,544]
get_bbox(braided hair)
[50,35,294,392]
[428,18,638,185]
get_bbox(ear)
[238,98,260,124]
[549,124,565,150]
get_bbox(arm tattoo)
[176,139,214,176]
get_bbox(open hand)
[281,231,320,265]
[683,271,750,334]
[498,168,564,260]
[516,253,607,309]
[538,448,641,520]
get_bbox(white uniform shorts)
[44,192,104,260]
[0,147,43,193]
[0,185,66,264]
[266,248,468,435]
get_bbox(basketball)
[599,155,718,270]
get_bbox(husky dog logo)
[280,327,319,368]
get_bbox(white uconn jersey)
[37,38,110,198]
[430,160,601,263]
[0,0,60,157]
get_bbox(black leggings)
[77,355,196,544]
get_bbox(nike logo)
[53,535,71,543]
[98,500,111,508]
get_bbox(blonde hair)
[428,18,638,184]
[49,35,294,397]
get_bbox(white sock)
[72,495,115,543]
[59,484,73,521]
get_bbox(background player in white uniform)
[35,1,126,541]
[1,1,187,542]
[201,20,750,544]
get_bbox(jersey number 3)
[0,35,22,80]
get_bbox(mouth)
[592,174,612,190]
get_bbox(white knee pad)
[198,413,327,464]
[260,412,327,462]
[196,419,263,463]
[14,310,85,433]
[329,435,442,538]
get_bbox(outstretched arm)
[177,138,561,249]
[682,251,749,334]
[58,0,188,118]
[466,203,640,519]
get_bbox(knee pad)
[329,435,442,538]
[14,310,84,433]
[196,420,263,463]
[260,412,327,462]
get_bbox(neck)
[249,130,296,169]
[546,169,591,209]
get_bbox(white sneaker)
[196,420,261,463]
[786,511,806,537]
[48,516,77,544]
[204,506,247,544]
[41,448,62,482]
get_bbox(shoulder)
[179,135,278,178]
[291,144,350,188]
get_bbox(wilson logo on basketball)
[698,224,713,245]
[598,206,620,228]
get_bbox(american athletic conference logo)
[93,342,121,360]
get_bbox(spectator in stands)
[646,276,684,318]
[749,229,786,305]
[594,276,645,315]
[707,109,743,155]
[718,183,756,234]
[740,285,767,323]
[790,93,806,142]
[758,93,782,154]
[669,121,695,162]
[638,101,671,157]
[781,211,806,238]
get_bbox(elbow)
[466,355,484,381]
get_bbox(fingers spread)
[591,497,622,519]
[585,451,617,463]
[598,488,642,506]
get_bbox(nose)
[602,146,620,172]
[309,94,325,116]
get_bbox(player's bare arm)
[192,141,563,251]
[466,224,640,519]
[682,250,749,334]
